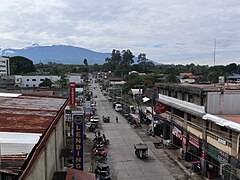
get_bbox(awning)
[203,113,240,132]
[156,94,206,117]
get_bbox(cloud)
[0,0,240,65]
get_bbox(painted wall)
[23,115,64,180]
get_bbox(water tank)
[218,76,225,84]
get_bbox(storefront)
[172,126,182,148]
[206,144,230,179]
[186,134,201,161]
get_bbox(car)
[115,103,123,112]
[90,115,99,123]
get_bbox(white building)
[15,75,61,87]
[0,57,10,75]
[14,74,83,87]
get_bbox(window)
[220,126,228,132]
[188,94,193,103]
[173,108,184,118]
[32,79,36,81]
[40,79,44,81]
[27,79,29,81]
[26,84,29,87]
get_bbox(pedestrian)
[116,116,118,123]
[102,133,106,141]
[97,130,101,137]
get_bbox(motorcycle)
[95,163,110,172]
[92,148,108,158]
[96,174,111,180]
[134,123,142,129]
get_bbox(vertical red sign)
[70,82,76,106]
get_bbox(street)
[89,82,191,180]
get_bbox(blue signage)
[73,114,84,170]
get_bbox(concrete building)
[147,83,240,179]
[0,57,10,76]
[0,92,68,180]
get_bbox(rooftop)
[0,92,67,175]
[0,93,66,133]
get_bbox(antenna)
[213,39,216,66]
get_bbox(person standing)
[116,116,119,123]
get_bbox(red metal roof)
[0,94,66,133]
[217,115,240,124]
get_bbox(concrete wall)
[24,115,65,180]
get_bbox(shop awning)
[203,113,240,132]
[156,94,206,117]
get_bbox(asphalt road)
[87,79,202,180]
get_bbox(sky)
[0,0,240,65]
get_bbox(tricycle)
[134,143,148,159]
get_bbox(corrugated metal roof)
[203,114,240,132]
[0,93,67,176]
[0,95,66,133]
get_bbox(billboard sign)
[70,82,76,106]
[73,113,84,170]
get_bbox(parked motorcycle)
[92,148,108,158]
[95,163,110,172]
[96,174,111,180]
[134,123,142,129]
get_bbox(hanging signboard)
[84,101,91,117]
[154,102,167,114]
[189,135,200,149]
[69,82,76,106]
[73,113,84,170]
[172,126,182,139]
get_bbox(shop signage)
[70,82,76,106]
[189,135,199,148]
[84,101,91,117]
[182,135,187,146]
[206,144,218,161]
[73,114,84,170]
[207,144,229,164]
[218,138,226,145]
[218,150,229,164]
[154,102,167,114]
[172,126,182,139]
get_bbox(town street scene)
[1,1,240,180]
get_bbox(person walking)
[116,116,119,123]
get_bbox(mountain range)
[0,44,111,64]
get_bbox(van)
[115,103,123,112]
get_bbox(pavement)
[83,82,207,180]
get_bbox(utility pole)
[134,85,144,116]
[152,88,159,136]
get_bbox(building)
[15,75,61,87]
[227,74,240,84]
[0,57,10,76]
[149,83,240,179]
[0,92,68,179]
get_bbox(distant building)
[0,57,10,76]
[227,74,240,84]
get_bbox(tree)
[136,53,155,72]
[105,49,121,72]
[121,49,134,65]
[55,75,69,88]
[10,56,35,75]
[39,78,53,88]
